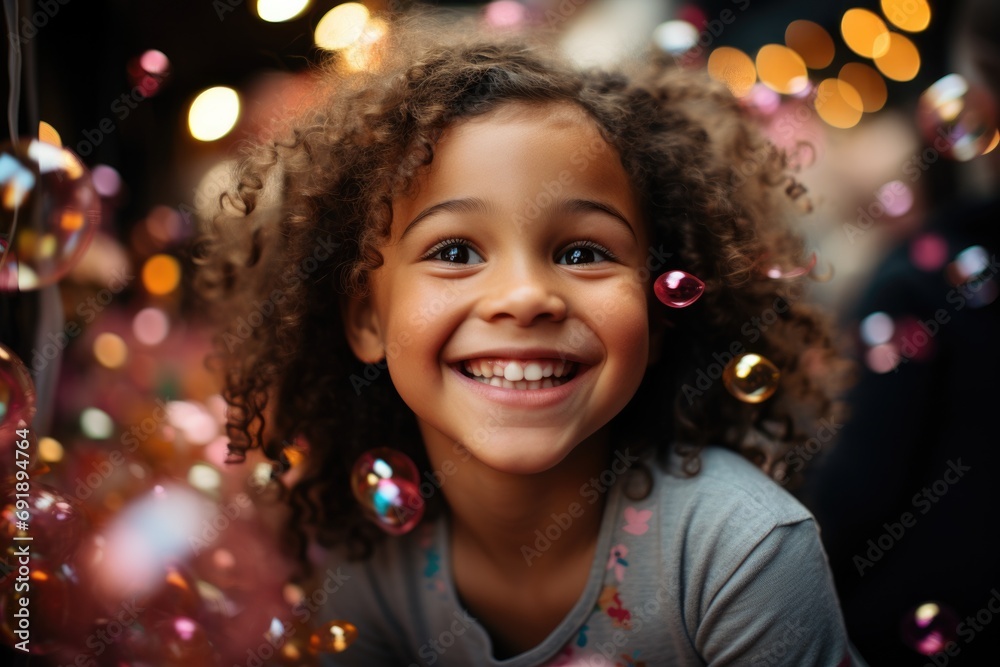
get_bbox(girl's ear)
[342,295,385,363]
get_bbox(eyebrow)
[399,196,638,241]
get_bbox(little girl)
[197,12,863,667]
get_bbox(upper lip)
[446,348,593,364]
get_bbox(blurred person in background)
[805,0,1000,664]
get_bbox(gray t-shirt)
[320,446,866,666]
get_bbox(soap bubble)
[0,343,36,446]
[653,270,705,308]
[918,74,998,161]
[723,353,781,403]
[0,139,100,290]
[900,601,960,656]
[350,448,425,535]
[309,620,358,653]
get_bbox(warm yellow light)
[756,44,808,95]
[839,63,888,113]
[257,0,310,23]
[142,254,181,295]
[38,121,62,147]
[342,17,388,72]
[93,332,129,369]
[314,3,370,51]
[815,79,864,129]
[38,436,64,463]
[983,130,1000,156]
[707,47,757,98]
[188,87,241,142]
[874,32,920,82]
[841,8,891,59]
[881,0,930,33]
[785,20,835,70]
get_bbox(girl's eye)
[557,242,615,265]
[426,240,484,264]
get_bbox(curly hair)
[194,11,850,564]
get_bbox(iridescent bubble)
[309,620,358,653]
[901,602,960,656]
[0,557,81,653]
[918,74,998,161]
[722,353,780,403]
[1,483,85,561]
[765,252,817,279]
[0,343,36,445]
[0,139,100,291]
[910,233,948,271]
[350,448,425,535]
[653,270,705,308]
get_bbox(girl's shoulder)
[642,443,815,540]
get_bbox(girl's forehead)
[454,100,604,137]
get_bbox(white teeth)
[504,364,524,382]
[460,357,578,389]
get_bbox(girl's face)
[345,102,655,474]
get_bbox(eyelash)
[420,237,619,262]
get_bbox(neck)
[430,427,615,578]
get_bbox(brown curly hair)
[194,11,849,564]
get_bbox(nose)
[474,259,568,326]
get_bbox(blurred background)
[1,0,998,665]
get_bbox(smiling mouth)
[456,358,580,390]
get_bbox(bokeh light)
[860,311,894,346]
[80,407,114,439]
[707,47,756,98]
[257,0,310,23]
[653,20,699,56]
[910,233,949,271]
[133,307,171,345]
[91,164,122,198]
[784,20,834,70]
[875,180,914,217]
[838,63,887,113]
[483,1,527,28]
[314,2,370,51]
[755,44,808,95]
[874,32,920,82]
[188,87,241,142]
[142,253,181,295]
[38,436,64,463]
[342,17,389,72]
[866,342,900,373]
[37,121,62,147]
[881,0,930,33]
[814,78,864,129]
[841,8,891,59]
[188,463,222,493]
[93,332,129,369]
